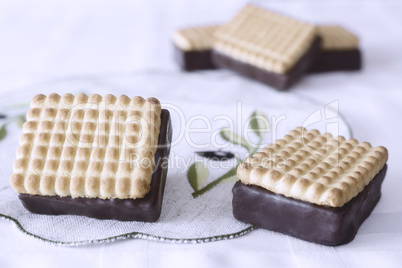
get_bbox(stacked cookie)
[173,4,362,90]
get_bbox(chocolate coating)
[212,37,321,90]
[174,44,216,71]
[309,49,362,73]
[232,165,387,246]
[18,109,172,222]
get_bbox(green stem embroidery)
[191,137,264,198]
[192,166,238,198]
[189,110,269,198]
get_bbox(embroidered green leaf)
[187,162,209,192]
[220,128,253,152]
[0,124,7,141]
[15,115,26,128]
[249,110,270,138]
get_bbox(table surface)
[1,0,402,267]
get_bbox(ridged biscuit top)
[214,4,317,74]
[318,25,359,51]
[10,93,162,200]
[172,25,219,51]
[237,127,388,207]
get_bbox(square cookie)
[233,127,388,245]
[309,25,362,73]
[10,93,172,222]
[212,4,321,90]
[172,25,219,71]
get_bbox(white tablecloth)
[0,0,402,267]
